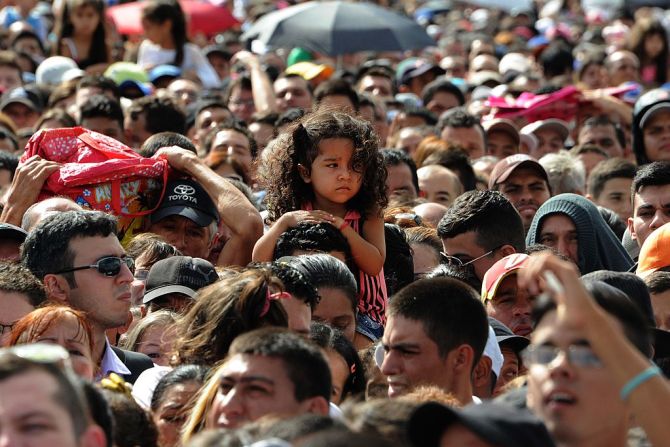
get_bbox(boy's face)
[0,66,22,94]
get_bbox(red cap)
[488,154,549,189]
[481,254,530,302]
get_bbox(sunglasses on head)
[55,256,135,277]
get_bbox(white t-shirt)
[138,40,221,89]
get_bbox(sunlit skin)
[385,163,417,199]
[208,354,318,429]
[578,125,624,157]
[440,126,485,159]
[0,292,34,345]
[532,128,565,158]
[485,274,534,337]
[441,230,503,281]
[381,315,453,398]
[487,130,519,158]
[325,350,349,405]
[493,346,521,396]
[153,381,201,447]
[650,290,670,331]
[628,184,670,247]
[274,77,312,112]
[526,312,629,446]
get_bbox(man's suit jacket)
[111,346,154,384]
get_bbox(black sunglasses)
[55,256,135,277]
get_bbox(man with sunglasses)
[22,210,153,383]
[523,254,659,447]
[437,190,526,284]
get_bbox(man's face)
[0,291,34,345]
[207,54,230,81]
[592,177,633,222]
[486,131,518,158]
[650,289,670,331]
[406,71,437,97]
[210,129,253,174]
[149,215,212,259]
[381,314,452,398]
[80,117,124,143]
[167,79,200,107]
[493,346,521,396]
[385,163,417,199]
[642,110,670,163]
[426,91,460,118]
[0,66,22,94]
[274,77,312,112]
[628,184,670,247]
[312,286,356,342]
[63,235,133,330]
[195,107,232,147]
[441,230,503,281]
[228,87,255,123]
[208,354,311,428]
[0,370,82,447]
[498,167,551,231]
[124,112,152,149]
[538,214,579,266]
[527,312,628,445]
[417,166,462,207]
[3,102,38,130]
[578,125,623,157]
[485,274,534,336]
[533,128,564,158]
[357,75,393,99]
[440,126,485,159]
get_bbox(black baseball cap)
[0,223,27,242]
[151,178,219,227]
[142,256,219,304]
[489,317,530,353]
[408,401,556,447]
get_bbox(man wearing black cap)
[407,401,556,447]
[149,147,263,266]
[0,86,41,130]
[489,317,529,396]
[142,255,218,314]
[489,154,552,233]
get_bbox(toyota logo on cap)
[174,185,195,195]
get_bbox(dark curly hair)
[262,111,387,222]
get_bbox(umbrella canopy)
[241,1,435,56]
[107,0,239,37]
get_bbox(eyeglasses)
[440,245,502,267]
[134,269,149,282]
[522,344,602,369]
[55,256,135,277]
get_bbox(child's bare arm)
[252,210,334,262]
[334,213,385,275]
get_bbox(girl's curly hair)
[260,110,388,222]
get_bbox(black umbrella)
[241,0,435,56]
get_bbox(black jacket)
[110,346,154,384]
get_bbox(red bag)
[21,127,170,243]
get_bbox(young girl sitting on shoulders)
[254,110,388,343]
[54,0,110,73]
[138,0,220,89]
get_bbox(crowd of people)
[1,0,670,446]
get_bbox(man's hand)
[0,155,60,225]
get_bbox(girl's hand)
[279,210,335,229]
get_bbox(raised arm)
[518,253,670,447]
[155,147,263,266]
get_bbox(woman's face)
[33,313,94,379]
[312,287,356,342]
[326,350,349,405]
[153,381,201,447]
[645,33,665,59]
[70,4,100,37]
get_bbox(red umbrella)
[107,0,239,37]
